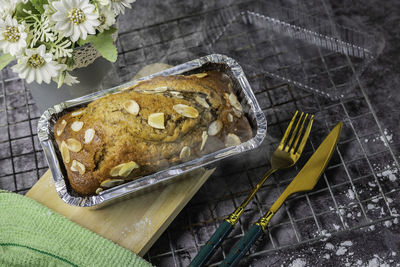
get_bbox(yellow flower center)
[27,54,45,68]
[68,8,86,25]
[3,26,20,42]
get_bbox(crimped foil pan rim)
[37,54,267,207]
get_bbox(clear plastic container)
[203,0,382,99]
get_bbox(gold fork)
[189,110,314,267]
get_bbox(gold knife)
[219,122,343,267]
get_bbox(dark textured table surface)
[1,0,399,266]
[130,0,400,266]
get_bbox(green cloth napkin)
[0,190,152,267]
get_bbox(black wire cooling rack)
[0,0,399,266]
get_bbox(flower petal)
[82,4,95,13]
[70,0,79,8]
[85,13,99,21]
[79,26,87,40]
[56,21,70,31]
[71,28,81,42]
[53,1,67,12]
[36,69,43,84]
[82,21,95,35]
[37,45,46,56]
[43,53,52,63]
[41,67,52,84]
[52,11,67,22]
[64,0,74,10]
[26,69,35,84]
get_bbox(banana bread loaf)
[54,70,252,196]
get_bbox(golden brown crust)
[54,71,252,196]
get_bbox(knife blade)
[219,121,343,267]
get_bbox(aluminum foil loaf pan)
[37,54,267,208]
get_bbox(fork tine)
[278,110,298,149]
[285,112,304,152]
[290,113,309,154]
[295,115,314,155]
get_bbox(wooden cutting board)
[26,168,214,256]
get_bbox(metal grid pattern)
[0,0,399,266]
[144,80,400,266]
[132,3,399,266]
[0,72,47,195]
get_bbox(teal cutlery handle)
[219,224,263,267]
[189,220,234,267]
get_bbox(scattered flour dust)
[288,258,307,267]
[119,217,152,243]
[340,241,353,247]
[273,224,398,266]
[336,246,348,256]
[380,129,393,147]
[375,162,398,182]
[320,236,396,266]
[364,128,393,147]
[383,220,392,228]
[325,242,335,250]
[347,189,355,200]
[323,253,330,260]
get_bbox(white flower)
[51,0,100,42]
[97,6,116,32]
[53,66,79,87]
[0,0,18,19]
[110,0,136,15]
[0,15,27,56]
[98,0,110,6]
[64,71,79,86]
[12,45,63,84]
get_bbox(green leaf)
[77,28,118,62]
[15,2,39,20]
[0,54,14,71]
[31,0,48,14]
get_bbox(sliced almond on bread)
[179,146,191,160]
[148,112,165,129]
[70,160,85,175]
[71,109,84,117]
[119,161,140,177]
[195,95,210,109]
[225,133,241,147]
[228,93,243,112]
[192,73,207,78]
[173,104,199,118]
[110,161,139,177]
[71,121,84,132]
[208,120,223,136]
[66,138,82,152]
[200,131,208,151]
[56,120,67,136]
[60,141,70,164]
[84,128,95,144]
[227,113,234,122]
[123,99,140,115]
